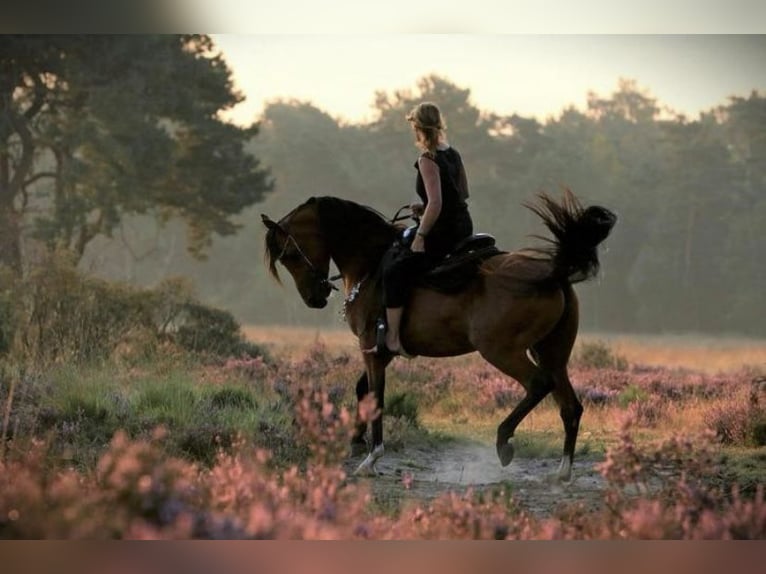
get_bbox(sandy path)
[345,439,606,517]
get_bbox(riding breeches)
[381,248,436,308]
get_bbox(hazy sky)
[211,35,766,126]
[192,1,766,34]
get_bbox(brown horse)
[262,191,616,480]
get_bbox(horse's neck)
[317,197,395,286]
[332,240,387,285]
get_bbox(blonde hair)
[406,102,446,154]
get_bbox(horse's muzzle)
[306,295,328,309]
[303,278,332,308]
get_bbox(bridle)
[271,203,417,295]
[275,231,340,292]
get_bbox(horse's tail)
[524,189,617,285]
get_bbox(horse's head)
[262,198,334,309]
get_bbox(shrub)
[2,393,766,539]
[1,253,268,366]
[709,393,766,447]
[574,340,628,371]
[174,303,241,355]
[385,391,420,426]
[617,384,650,408]
[16,254,157,363]
[751,415,766,446]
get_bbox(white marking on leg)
[557,456,572,482]
[354,443,384,476]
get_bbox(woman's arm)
[411,155,442,253]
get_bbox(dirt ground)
[345,438,607,517]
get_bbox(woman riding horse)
[262,190,616,480]
[364,101,474,358]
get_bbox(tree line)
[2,37,764,336]
[240,75,765,336]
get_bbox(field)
[1,325,765,538]
[242,327,766,516]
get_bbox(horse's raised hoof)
[497,442,515,467]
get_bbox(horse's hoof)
[557,458,573,483]
[497,442,514,467]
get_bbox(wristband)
[416,230,427,237]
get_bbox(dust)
[345,439,607,517]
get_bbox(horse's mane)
[264,196,398,282]
[315,196,398,252]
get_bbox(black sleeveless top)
[414,147,473,258]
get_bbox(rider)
[365,101,474,357]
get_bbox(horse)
[262,190,616,480]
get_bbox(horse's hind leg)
[548,368,582,482]
[482,349,554,467]
[533,284,582,481]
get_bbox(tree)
[0,35,272,274]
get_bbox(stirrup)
[365,318,414,359]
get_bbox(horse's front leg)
[351,371,369,456]
[354,355,389,476]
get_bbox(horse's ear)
[261,214,281,232]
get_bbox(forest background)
[2,35,764,337]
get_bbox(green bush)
[385,391,420,426]
[750,413,766,446]
[174,302,258,358]
[10,253,156,363]
[1,253,267,365]
[574,340,628,370]
[617,384,650,408]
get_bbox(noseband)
[276,232,340,292]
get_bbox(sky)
[210,34,766,127]
[190,1,766,34]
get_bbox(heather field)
[1,324,765,539]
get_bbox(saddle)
[398,226,503,294]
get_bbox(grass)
[8,361,295,469]
[589,332,766,374]
[717,447,766,496]
[8,326,762,474]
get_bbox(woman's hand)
[411,234,426,253]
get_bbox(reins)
[390,204,418,224]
